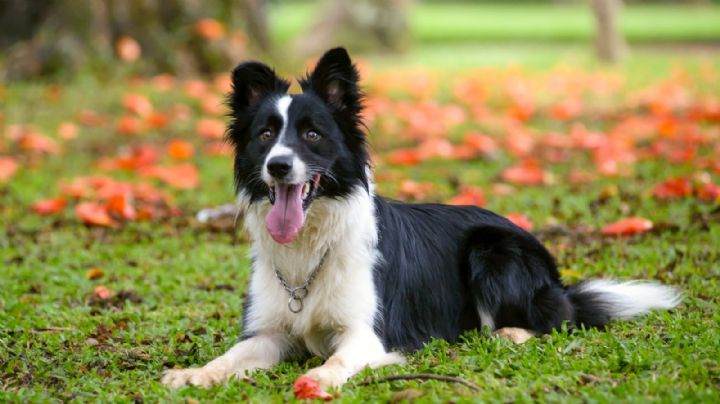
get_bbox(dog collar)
[273,249,330,313]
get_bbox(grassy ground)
[2,50,720,402]
[270,2,720,45]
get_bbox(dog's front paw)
[303,365,350,391]
[162,367,227,388]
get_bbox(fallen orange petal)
[123,94,153,117]
[505,213,534,231]
[448,186,485,207]
[0,157,19,182]
[93,285,113,300]
[196,118,226,139]
[86,267,105,280]
[602,217,653,237]
[31,197,67,215]
[167,140,195,160]
[76,202,115,227]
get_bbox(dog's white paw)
[161,367,226,388]
[303,365,350,391]
[494,327,536,344]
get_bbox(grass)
[2,50,720,402]
[270,2,720,45]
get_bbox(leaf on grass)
[602,217,653,236]
[122,94,153,117]
[167,140,194,160]
[145,111,170,129]
[106,193,137,220]
[18,131,60,154]
[141,164,199,190]
[387,149,420,166]
[502,160,549,185]
[196,118,226,139]
[448,186,485,207]
[57,122,79,140]
[93,285,113,300]
[463,132,498,155]
[0,157,19,182]
[76,202,115,227]
[398,180,434,201]
[417,138,454,160]
[87,267,105,280]
[31,197,67,215]
[652,177,692,200]
[696,182,720,202]
[506,213,534,231]
[560,268,582,280]
[293,376,333,401]
[116,115,143,135]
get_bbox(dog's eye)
[259,129,274,142]
[303,130,322,142]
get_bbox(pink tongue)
[265,183,305,244]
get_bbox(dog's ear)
[230,61,289,114]
[304,47,361,112]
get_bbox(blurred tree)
[0,0,256,80]
[293,0,411,57]
[592,0,627,62]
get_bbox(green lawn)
[1,51,720,402]
[270,2,720,45]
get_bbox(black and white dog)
[163,48,680,391]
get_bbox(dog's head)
[227,47,369,244]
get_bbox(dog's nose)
[267,156,293,178]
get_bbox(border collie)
[163,48,681,392]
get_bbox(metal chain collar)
[273,249,330,314]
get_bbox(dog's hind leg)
[162,332,290,388]
[466,226,573,338]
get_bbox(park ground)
[1,2,720,403]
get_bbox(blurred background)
[1,0,719,79]
[1,1,719,217]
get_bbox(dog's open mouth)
[265,175,321,244]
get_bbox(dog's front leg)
[162,332,288,388]
[302,326,404,391]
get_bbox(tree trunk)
[293,0,411,57]
[0,0,252,80]
[591,0,627,63]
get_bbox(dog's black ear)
[303,47,361,112]
[230,61,289,113]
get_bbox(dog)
[162,47,681,391]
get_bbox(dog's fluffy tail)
[566,280,682,328]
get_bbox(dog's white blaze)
[578,280,681,319]
[261,95,308,184]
